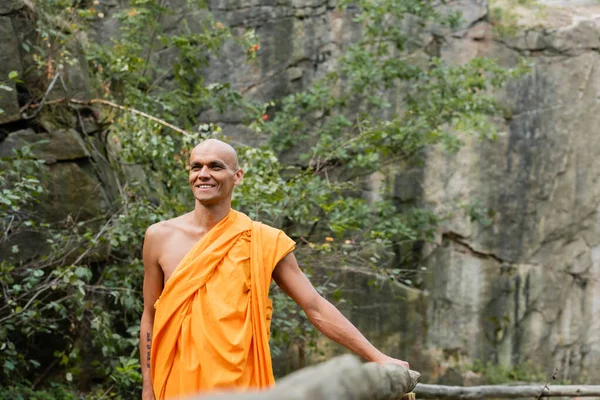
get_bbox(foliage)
[0,146,143,396]
[0,146,47,378]
[470,360,546,384]
[0,71,19,115]
[0,0,527,397]
[0,382,83,400]
[25,0,95,82]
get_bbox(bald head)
[190,139,239,170]
[188,139,244,206]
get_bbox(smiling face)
[188,139,243,206]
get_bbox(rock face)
[2,0,600,385]
[282,1,600,384]
[0,12,24,124]
[1,128,90,162]
[277,265,427,376]
[0,6,114,265]
[417,3,600,383]
[0,1,91,126]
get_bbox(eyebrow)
[190,161,227,168]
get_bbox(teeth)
[197,185,214,188]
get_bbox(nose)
[198,165,210,179]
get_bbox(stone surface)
[0,128,90,163]
[57,43,92,101]
[412,6,600,383]
[2,0,600,386]
[91,0,347,108]
[491,1,600,35]
[274,264,431,378]
[44,161,109,223]
[0,127,107,232]
[446,0,487,31]
[0,15,22,124]
[0,0,25,15]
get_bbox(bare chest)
[158,232,205,284]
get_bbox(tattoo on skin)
[146,332,152,369]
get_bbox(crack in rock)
[443,231,511,264]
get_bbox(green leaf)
[74,266,91,279]
[8,71,18,80]
[3,360,15,371]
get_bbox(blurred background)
[1,0,599,397]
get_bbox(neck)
[192,201,232,230]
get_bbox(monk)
[140,139,409,400]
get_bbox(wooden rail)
[198,355,420,399]
[415,384,600,399]
[193,356,600,399]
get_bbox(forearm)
[140,312,154,391]
[306,297,385,362]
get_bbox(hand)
[142,386,156,400]
[374,355,410,370]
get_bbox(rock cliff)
[0,2,116,260]
[420,0,600,383]
[1,0,599,384]
[319,0,600,383]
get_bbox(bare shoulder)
[145,212,192,242]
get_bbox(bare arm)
[272,252,408,368]
[140,225,164,400]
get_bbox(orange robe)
[150,209,295,399]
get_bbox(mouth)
[195,184,216,189]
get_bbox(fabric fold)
[150,210,295,399]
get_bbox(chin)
[195,196,214,202]
[195,197,221,205]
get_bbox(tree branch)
[415,384,600,399]
[21,97,198,137]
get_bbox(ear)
[233,168,244,186]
